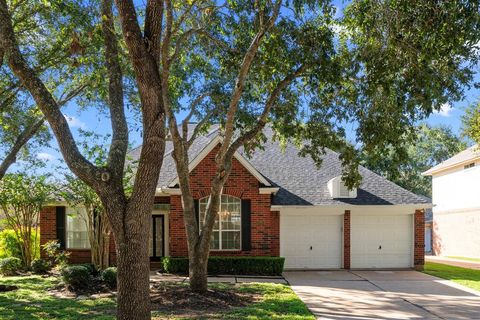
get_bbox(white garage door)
[351,214,413,268]
[280,213,342,269]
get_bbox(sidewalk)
[150,271,288,284]
[426,255,480,270]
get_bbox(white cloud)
[64,114,87,129]
[37,152,56,161]
[434,102,454,117]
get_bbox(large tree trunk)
[182,171,226,293]
[188,246,209,293]
[114,208,151,320]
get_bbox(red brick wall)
[414,209,425,270]
[39,206,117,265]
[168,144,279,257]
[343,210,351,269]
[39,206,56,253]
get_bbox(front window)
[199,195,241,250]
[66,207,90,249]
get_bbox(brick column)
[39,206,57,259]
[414,209,425,270]
[343,210,351,269]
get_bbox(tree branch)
[0,0,100,186]
[102,0,128,186]
[181,92,209,141]
[114,0,163,129]
[226,64,305,158]
[144,0,163,64]
[0,83,87,180]
[219,0,282,157]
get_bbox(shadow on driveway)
[284,270,480,320]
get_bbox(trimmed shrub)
[61,265,92,290]
[101,267,117,289]
[77,263,97,276]
[31,259,50,274]
[162,257,189,274]
[0,257,22,276]
[162,256,285,276]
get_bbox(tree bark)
[115,211,151,320]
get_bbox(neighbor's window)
[199,195,241,250]
[464,163,475,170]
[66,207,90,249]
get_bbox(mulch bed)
[150,282,260,317]
[49,277,115,299]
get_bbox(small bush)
[0,229,40,262]
[61,265,92,290]
[31,259,50,274]
[42,240,70,268]
[101,267,117,289]
[162,257,189,274]
[162,256,285,276]
[0,257,22,276]
[77,263,97,276]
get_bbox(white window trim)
[199,195,242,251]
[65,207,91,250]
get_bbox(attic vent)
[327,176,357,199]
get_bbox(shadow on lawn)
[0,292,115,320]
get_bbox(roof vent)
[327,176,357,198]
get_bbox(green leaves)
[0,173,54,210]
[361,124,467,196]
[462,101,480,146]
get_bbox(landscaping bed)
[0,274,313,319]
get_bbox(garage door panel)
[281,214,342,269]
[351,214,413,269]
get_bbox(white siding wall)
[432,161,480,212]
[433,210,480,258]
[431,161,480,258]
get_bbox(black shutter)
[241,199,251,251]
[194,199,199,227]
[55,206,66,249]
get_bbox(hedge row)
[162,256,285,276]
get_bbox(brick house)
[40,126,430,270]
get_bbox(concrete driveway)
[284,270,480,320]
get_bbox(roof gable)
[423,145,480,176]
[166,135,271,188]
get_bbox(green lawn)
[446,256,480,263]
[423,262,480,292]
[0,275,313,320]
[0,275,115,319]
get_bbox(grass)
[0,275,312,320]
[225,283,314,320]
[446,256,480,263]
[0,275,116,320]
[423,262,480,292]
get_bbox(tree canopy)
[361,123,468,197]
[1,0,480,318]
[463,101,480,146]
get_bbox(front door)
[149,215,164,261]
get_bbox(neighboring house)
[423,145,480,259]
[40,126,430,270]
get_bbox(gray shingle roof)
[128,125,430,206]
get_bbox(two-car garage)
[280,207,415,270]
